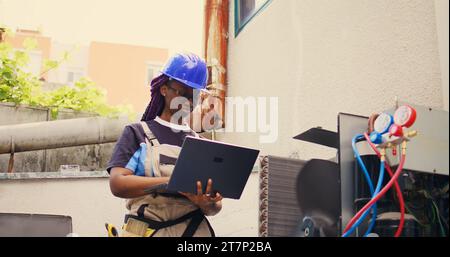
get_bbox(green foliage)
[0,34,135,120]
[41,48,71,78]
[0,42,42,106]
[42,77,135,120]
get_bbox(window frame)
[145,62,163,86]
[234,0,273,37]
[65,67,85,86]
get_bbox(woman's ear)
[160,85,168,97]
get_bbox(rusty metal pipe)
[204,0,229,128]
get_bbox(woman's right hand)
[179,179,223,216]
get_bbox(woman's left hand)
[180,179,223,216]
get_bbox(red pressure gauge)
[389,124,404,137]
[394,105,417,128]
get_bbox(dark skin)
[159,80,194,124]
[109,80,222,216]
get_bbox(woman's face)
[161,80,195,117]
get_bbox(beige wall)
[88,42,169,113]
[220,0,446,161]
[0,173,259,237]
[0,178,126,237]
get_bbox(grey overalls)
[121,122,215,237]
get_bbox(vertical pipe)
[204,0,229,128]
[7,137,14,173]
[0,27,5,43]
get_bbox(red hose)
[344,143,407,234]
[363,133,405,237]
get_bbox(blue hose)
[342,135,376,237]
[363,160,385,236]
[345,159,385,237]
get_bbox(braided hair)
[141,74,170,121]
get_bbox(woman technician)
[107,53,222,237]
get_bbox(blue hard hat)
[161,53,208,91]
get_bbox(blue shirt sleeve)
[107,125,147,175]
[124,143,148,176]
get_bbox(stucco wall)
[0,176,126,237]
[220,0,446,161]
[434,0,449,111]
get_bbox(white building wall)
[210,0,447,237]
[434,0,449,111]
[219,0,446,161]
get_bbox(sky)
[0,0,204,55]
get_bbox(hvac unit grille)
[259,156,307,237]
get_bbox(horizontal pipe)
[0,117,130,154]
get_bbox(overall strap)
[140,121,160,146]
[181,211,204,237]
[125,207,207,235]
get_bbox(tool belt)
[123,204,215,237]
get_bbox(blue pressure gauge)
[374,113,394,135]
[369,131,384,144]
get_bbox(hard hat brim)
[162,72,209,93]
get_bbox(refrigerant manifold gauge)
[374,113,394,134]
[394,105,417,128]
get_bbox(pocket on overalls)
[122,217,157,237]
